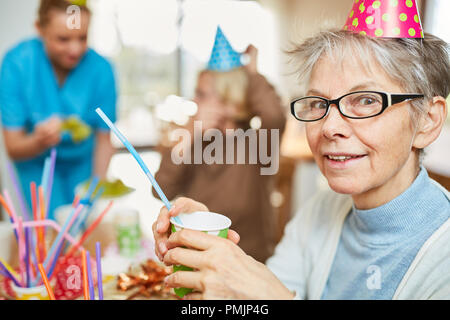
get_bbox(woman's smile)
[323,152,368,169]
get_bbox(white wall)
[0,0,39,59]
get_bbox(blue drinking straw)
[86,251,95,300]
[95,108,182,225]
[69,178,101,238]
[24,227,31,287]
[95,242,103,300]
[41,157,51,196]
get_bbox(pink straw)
[13,220,85,250]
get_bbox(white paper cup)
[170,211,231,236]
[170,211,231,298]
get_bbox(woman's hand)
[163,229,295,300]
[33,116,62,149]
[244,44,258,75]
[194,104,227,132]
[152,197,240,261]
[3,116,62,160]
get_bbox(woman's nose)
[321,104,351,139]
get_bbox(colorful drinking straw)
[6,161,32,221]
[86,251,95,300]
[24,226,31,287]
[81,250,89,300]
[0,259,22,287]
[95,107,182,225]
[38,263,55,300]
[66,201,113,258]
[45,148,57,219]
[95,242,103,300]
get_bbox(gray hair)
[288,29,450,159]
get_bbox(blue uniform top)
[0,37,117,219]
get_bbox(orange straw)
[81,250,89,300]
[0,193,14,219]
[72,194,81,208]
[38,263,55,300]
[66,201,113,257]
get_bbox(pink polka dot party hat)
[343,0,424,38]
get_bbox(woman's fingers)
[152,223,168,260]
[164,247,207,269]
[227,229,240,245]
[153,205,173,259]
[166,229,221,252]
[171,197,209,215]
[156,205,172,233]
[164,270,204,291]
[153,197,211,261]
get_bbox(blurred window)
[88,0,278,147]
[424,0,450,43]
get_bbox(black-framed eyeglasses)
[290,91,425,122]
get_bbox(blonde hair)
[201,67,251,121]
[38,0,90,27]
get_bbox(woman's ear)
[412,96,448,149]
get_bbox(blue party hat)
[207,26,243,72]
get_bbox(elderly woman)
[152,28,450,300]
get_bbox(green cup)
[170,211,232,298]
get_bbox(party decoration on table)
[0,148,112,300]
[51,253,97,300]
[95,108,183,226]
[343,0,424,38]
[79,178,135,199]
[207,26,243,72]
[117,260,174,300]
[61,116,92,143]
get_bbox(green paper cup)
[170,211,231,298]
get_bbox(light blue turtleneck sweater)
[321,167,450,299]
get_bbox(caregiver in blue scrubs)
[0,0,116,219]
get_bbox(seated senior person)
[152,26,450,300]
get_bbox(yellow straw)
[0,257,20,279]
